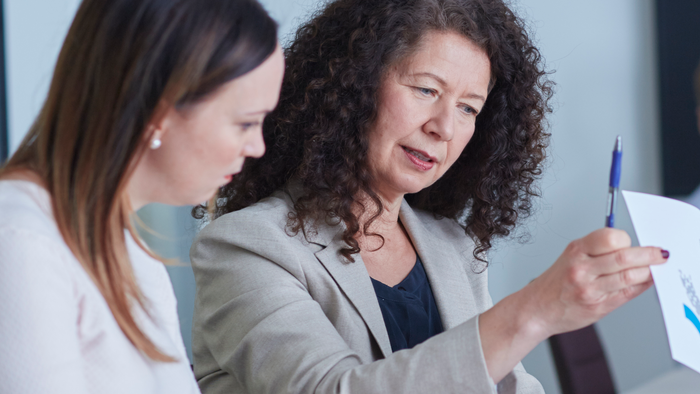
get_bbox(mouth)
[225,162,245,181]
[401,146,436,171]
[401,146,435,162]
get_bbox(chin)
[181,188,218,207]
[396,180,431,195]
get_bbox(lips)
[401,145,436,171]
[403,147,431,162]
[402,146,436,161]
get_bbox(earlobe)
[146,100,178,147]
[149,134,162,150]
[145,124,164,150]
[146,102,176,150]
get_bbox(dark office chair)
[548,324,616,394]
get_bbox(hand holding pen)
[479,134,668,379]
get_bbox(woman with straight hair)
[190,0,667,392]
[0,0,283,392]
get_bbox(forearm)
[478,283,552,383]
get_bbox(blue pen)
[605,136,622,227]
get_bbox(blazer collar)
[285,182,478,355]
[313,230,394,358]
[283,181,393,357]
[398,200,479,330]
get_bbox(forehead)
[394,31,491,90]
[199,47,284,114]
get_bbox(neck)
[355,189,404,237]
[126,175,151,212]
[126,158,160,212]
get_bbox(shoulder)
[0,180,62,239]
[0,181,78,275]
[191,189,318,277]
[406,203,474,257]
[412,208,470,243]
[195,189,296,246]
[0,211,83,314]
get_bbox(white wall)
[4,0,676,391]
[4,0,81,151]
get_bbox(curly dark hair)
[195,0,553,264]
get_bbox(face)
[367,31,491,201]
[129,46,285,208]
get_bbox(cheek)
[374,87,418,138]
[170,135,238,191]
[446,128,475,166]
[200,141,245,178]
[200,125,244,162]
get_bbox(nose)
[243,128,266,158]
[422,101,455,141]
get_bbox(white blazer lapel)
[311,225,393,358]
[284,182,393,358]
[399,200,479,330]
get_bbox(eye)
[240,122,260,131]
[414,87,437,97]
[459,104,479,116]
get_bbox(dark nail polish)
[661,249,670,259]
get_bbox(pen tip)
[615,135,622,151]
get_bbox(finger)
[591,246,668,276]
[595,266,653,293]
[577,228,631,257]
[606,278,654,309]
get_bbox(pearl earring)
[150,137,162,150]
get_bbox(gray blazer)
[190,187,544,394]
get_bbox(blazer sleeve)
[416,209,544,394]
[191,209,542,394]
[469,268,545,394]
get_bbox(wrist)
[505,283,556,343]
[479,284,554,382]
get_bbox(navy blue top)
[370,256,444,352]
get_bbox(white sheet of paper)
[622,191,700,374]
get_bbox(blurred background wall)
[485,1,670,393]
[3,0,696,392]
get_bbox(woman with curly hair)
[190,0,667,392]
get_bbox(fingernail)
[661,249,670,259]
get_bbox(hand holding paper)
[523,228,667,335]
[480,226,668,382]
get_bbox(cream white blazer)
[190,186,544,394]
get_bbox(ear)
[146,100,177,145]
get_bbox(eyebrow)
[243,110,273,116]
[411,72,487,102]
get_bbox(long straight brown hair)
[0,0,277,361]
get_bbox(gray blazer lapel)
[399,200,477,330]
[311,225,393,359]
